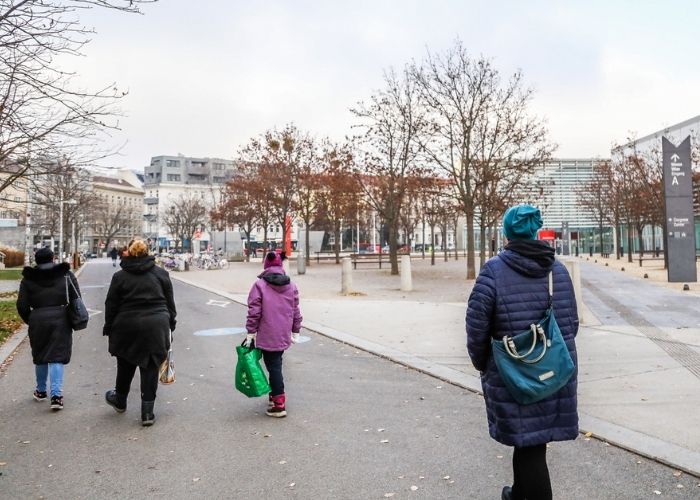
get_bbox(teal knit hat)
[502,205,543,241]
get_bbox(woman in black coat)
[16,247,81,411]
[103,239,176,426]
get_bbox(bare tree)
[352,67,427,275]
[577,160,612,255]
[211,172,260,261]
[414,41,554,279]
[162,193,207,251]
[93,202,138,251]
[0,1,155,194]
[29,163,97,257]
[317,142,360,264]
[294,137,323,265]
[240,125,309,251]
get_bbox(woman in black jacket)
[16,247,81,411]
[103,239,176,426]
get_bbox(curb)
[0,263,87,367]
[171,273,700,478]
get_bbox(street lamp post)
[58,199,78,262]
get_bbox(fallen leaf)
[182,397,188,401]
[449,480,455,484]
[94,470,101,473]
[279,461,287,465]
[419,476,425,480]
[436,386,442,389]
[289,482,296,488]
[48,464,53,468]
[264,434,272,438]
[584,432,592,437]
[21,441,30,444]
[443,476,450,480]
[496,455,503,459]
[673,471,682,477]
[398,475,405,479]
[410,485,418,491]
[377,428,385,432]
[677,484,684,489]
[0,462,6,466]
[653,491,661,495]
[636,461,642,464]
[380,439,389,443]
[193,477,200,482]
[384,494,395,498]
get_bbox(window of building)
[213,176,225,183]
[166,160,180,168]
[213,163,225,170]
[167,174,181,182]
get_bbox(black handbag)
[65,275,89,330]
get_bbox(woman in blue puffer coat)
[466,205,579,500]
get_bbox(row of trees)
[26,165,140,254]
[212,41,554,276]
[577,135,700,263]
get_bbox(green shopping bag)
[235,343,271,398]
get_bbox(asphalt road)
[0,260,697,499]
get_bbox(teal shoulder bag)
[491,271,575,405]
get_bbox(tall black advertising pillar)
[662,136,697,282]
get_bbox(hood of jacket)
[22,262,70,285]
[499,239,555,278]
[258,265,291,287]
[120,255,156,274]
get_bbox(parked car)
[414,244,432,252]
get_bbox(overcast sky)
[70,0,700,171]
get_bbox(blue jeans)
[35,363,64,397]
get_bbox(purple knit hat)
[263,251,283,269]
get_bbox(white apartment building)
[143,155,237,250]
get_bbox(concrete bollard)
[400,255,412,291]
[561,258,583,324]
[297,249,306,275]
[341,257,352,295]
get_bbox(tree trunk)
[637,224,644,258]
[421,218,426,259]
[598,221,604,256]
[304,220,311,266]
[430,223,436,266]
[479,221,486,271]
[334,223,341,264]
[442,224,448,262]
[627,223,633,263]
[389,223,399,275]
[466,209,476,279]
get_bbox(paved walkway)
[171,253,700,477]
[5,260,696,499]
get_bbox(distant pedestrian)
[16,247,82,411]
[466,205,579,500]
[109,247,118,267]
[244,251,303,417]
[103,239,176,426]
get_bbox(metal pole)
[59,201,64,261]
[71,219,76,266]
[24,195,32,266]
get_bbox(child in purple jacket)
[244,251,303,417]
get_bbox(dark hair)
[265,251,287,262]
[34,247,54,264]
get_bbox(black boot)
[105,390,127,413]
[141,400,155,426]
[501,486,513,500]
